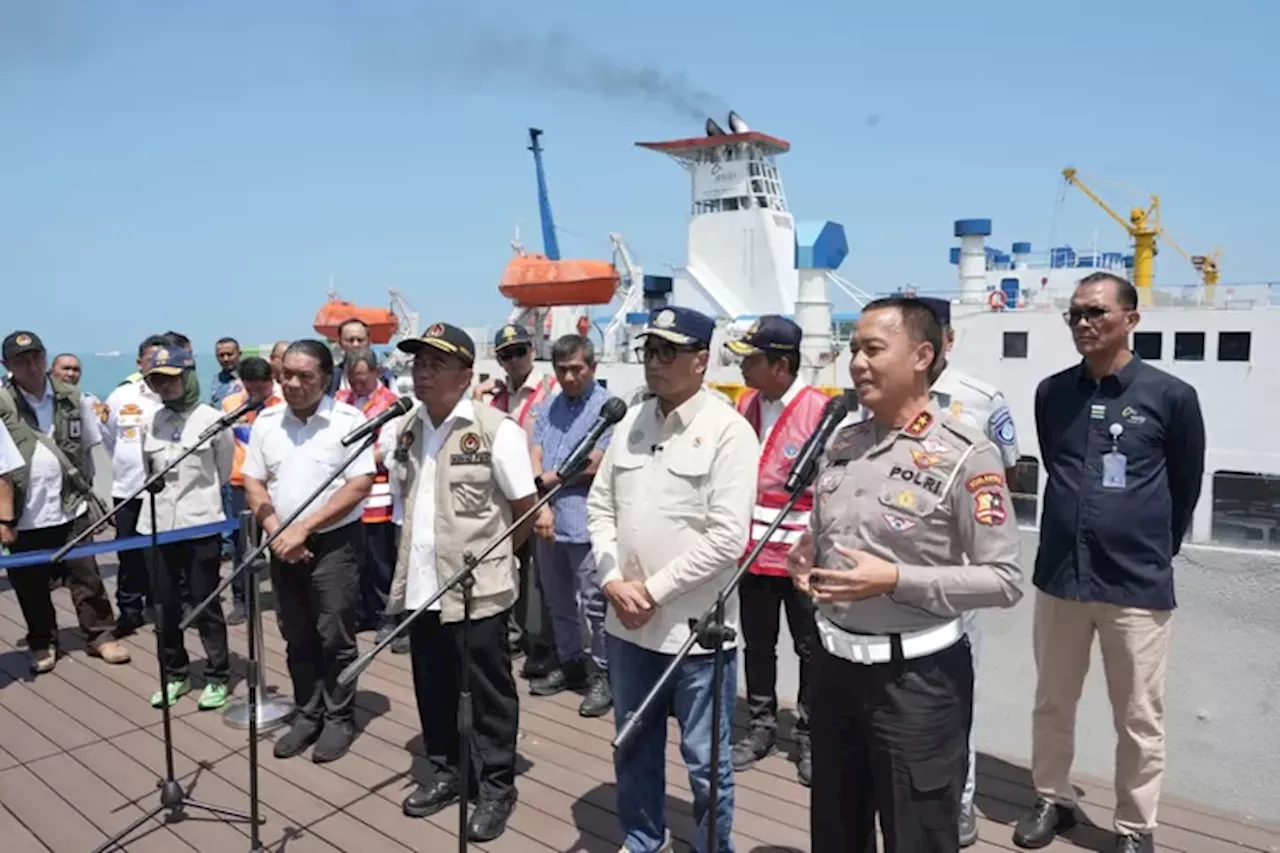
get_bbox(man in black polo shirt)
[1012,273,1205,853]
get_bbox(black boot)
[529,658,588,697]
[578,671,613,717]
[1012,798,1076,849]
[730,727,776,772]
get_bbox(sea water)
[75,352,222,401]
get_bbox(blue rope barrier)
[0,517,241,571]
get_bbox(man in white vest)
[918,296,1022,848]
[723,315,828,786]
[382,323,543,843]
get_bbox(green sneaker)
[150,679,192,708]
[197,683,229,710]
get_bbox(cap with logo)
[637,306,715,349]
[725,315,801,357]
[398,322,476,366]
[915,296,952,326]
[144,345,196,377]
[2,331,45,362]
[493,324,533,352]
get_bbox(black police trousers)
[809,635,973,853]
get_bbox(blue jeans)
[536,539,608,670]
[608,633,736,853]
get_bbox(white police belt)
[814,613,963,665]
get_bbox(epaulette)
[827,420,871,452]
[939,416,982,446]
[954,373,1001,401]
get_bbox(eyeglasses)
[634,342,699,365]
[1063,306,1111,326]
[497,346,530,362]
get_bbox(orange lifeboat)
[499,255,619,308]
[313,293,399,344]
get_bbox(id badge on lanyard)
[1101,422,1126,489]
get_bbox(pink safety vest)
[738,385,831,577]
[336,384,400,523]
[491,374,558,440]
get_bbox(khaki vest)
[387,402,518,624]
[0,377,91,522]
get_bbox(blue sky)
[2,0,1276,354]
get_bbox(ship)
[460,117,1280,826]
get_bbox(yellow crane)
[1060,167,1222,304]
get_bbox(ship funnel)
[727,111,750,133]
[705,118,726,136]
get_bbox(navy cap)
[2,331,45,361]
[145,345,195,377]
[637,306,715,348]
[725,315,801,357]
[493,324,533,352]
[916,296,951,326]
[398,322,476,365]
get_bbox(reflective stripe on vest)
[492,374,557,438]
[337,385,401,523]
[737,384,831,577]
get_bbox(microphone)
[555,396,628,480]
[341,396,414,447]
[784,394,850,494]
[197,397,265,443]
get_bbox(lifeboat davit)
[499,255,619,308]
[313,294,399,344]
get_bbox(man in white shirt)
[100,334,168,634]
[242,339,376,765]
[588,306,758,853]
[380,323,541,843]
[917,296,1022,848]
[0,331,130,674]
[0,423,22,546]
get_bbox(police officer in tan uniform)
[790,296,1024,853]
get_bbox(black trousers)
[359,522,397,629]
[739,571,816,738]
[509,541,554,657]
[112,497,151,618]
[410,607,519,802]
[147,535,230,684]
[810,636,973,853]
[270,522,361,724]
[8,516,116,650]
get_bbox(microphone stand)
[75,427,256,853]
[611,467,819,853]
[338,476,573,853]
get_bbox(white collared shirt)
[379,398,535,610]
[587,389,758,654]
[16,379,103,531]
[0,423,21,477]
[241,396,377,534]
[757,377,807,446]
[137,403,234,535]
[102,379,164,499]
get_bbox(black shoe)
[520,650,558,679]
[730,727,776,772]
[312,720,355,763]
[1113,833,1154,853]
[578,672,613,718]
[403,778,459,818]
[273,719,322,759]
[529,659,588,697]
[390,634,411,654]
[959,800,978,847]
[796,737,812,787]
[225,603,247,626]
[467,793,517,842]
[114,611,146,638]
[1013,799,1076,849]
[375,623,397,645]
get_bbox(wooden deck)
[0,573,1277,853]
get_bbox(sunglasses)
[497,346,530,362]
[1063,306,1112,326]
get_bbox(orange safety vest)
[223,390,283,487]
[737,385,830,577]
[337,384,400,524]
[490,373,558,440]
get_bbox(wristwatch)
[534,475,546,493]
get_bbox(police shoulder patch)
[988,406,1017,447]
[972,489,1007,525]
[966,472,1004,492]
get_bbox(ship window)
[1211,470,1280,549]
[1011,455,1039,525]
[1173,331,1205,361]
[1133,331,1162,360]
[1217,331,1251,362]
[1002,331,1028,359]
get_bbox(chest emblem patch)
[895,490,915,509]
[459,432,481,454]
[883,513,916,533]
[922,436,950,456]
[949,401,964,418]
[1121,405,1146,425]
[783,442,799,459]
[910,448,940,470]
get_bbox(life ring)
[988,290,1008,311]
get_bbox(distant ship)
[94,350,121,358]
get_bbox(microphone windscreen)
[602,397,629,425]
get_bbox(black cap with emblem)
[398,322,476,366]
